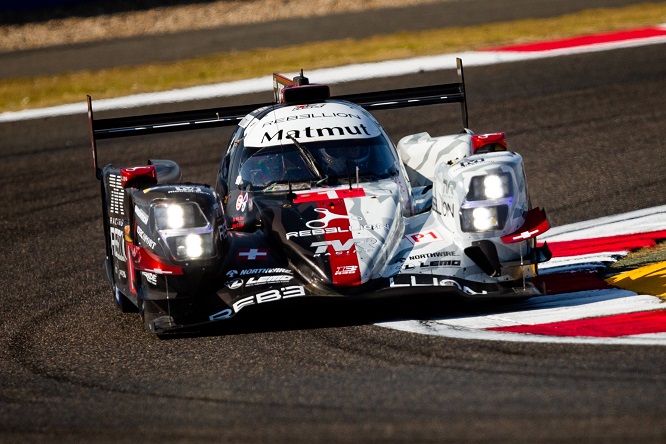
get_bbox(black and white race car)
[88,59,552,335]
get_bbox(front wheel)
[114,286,138,313]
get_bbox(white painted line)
[429,291,659,329]
[1,32,665,123]
[378,318,666,345]
[540,204,666,242]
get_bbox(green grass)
[2,2,665,112]
[607,242,666,274]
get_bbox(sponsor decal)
[457,158,485,169]
[134,206,149,225]
[285,224,391,240]
[310,238,377,256]
[261,124,373,144]
[440,202,455,217]
[109,216,125,227]
[209,308,233,321]
[136,226,157,249]
[434,180,456,217]
[225,278,244,290]
[262,111,361,127]
[440,179,456,196]
[108,174,125,216]
[288,226,350,240]
[402,260,461,270]
[409,251,457,260]
[232,216,245,229]
[237,248,269,260]
[291,104,325,111]
[209,285,308,321]
[245,275,293,287]
[305,207,363,229]
[226,268,293,277]
[286,224,388,240]
[402,251,457,262]
[405,230,445,245]
[389,275,486,295]
[110,226,127,262]
[236,193,248,212]
[241,268,292,275]
[142,271,157,285]
[389,275,463,289]
[335,265,358,276]
[232,286,306,312]
[168,185,208,194]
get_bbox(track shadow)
[158,292,534,339]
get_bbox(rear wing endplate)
[88,58,468,178]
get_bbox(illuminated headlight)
[467,173,512,201]
[154,202,209,230]
[166,232,215,260]
[154,202,215,260]
[166,204,185,229]
[461,205,508,232]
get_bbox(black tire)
[114,286,138,313]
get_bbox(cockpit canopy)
[239,135,398,191]
[233,101,400,192]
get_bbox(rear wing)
[88,58,468,178]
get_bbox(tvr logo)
[310,238,377,255]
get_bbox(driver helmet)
[321,144,371,173]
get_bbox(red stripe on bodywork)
[501,207,549,243]
[490,310,666,337]
[131,245,184,275]
[294,188,365,204]
[540,230,666,257]
[125,240,137,295]
[485,27,666,52]
[311,197,362,287]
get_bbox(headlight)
[154,202,209,230]
[165,204,185,229]
[165,232,215,260]
[461,205,508,232]
[154,202,215,260]
[467,173,512,201]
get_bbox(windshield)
[238,136,397,191]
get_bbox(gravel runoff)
[0,0,447,53]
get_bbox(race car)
[87,59,552,335]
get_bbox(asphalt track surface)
[1,3,666,444]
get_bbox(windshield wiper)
[287,134,326,182]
